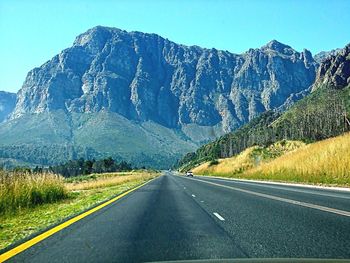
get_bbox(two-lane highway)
[4,172,350,262]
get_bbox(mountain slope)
[192,132,350,186]
[1,26,318,168]
[0,110,197,168]
[0,91,16,122]
[178,43,350,170]
[192,140,305,176]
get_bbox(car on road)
[185,171,193,177]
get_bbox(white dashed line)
[213,212,225,221]
[184,177,350,218]
[192,194,196,197]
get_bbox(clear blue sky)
[1,0,350,93]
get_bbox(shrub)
[209,159,219,166]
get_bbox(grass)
[192,140,305,177]
[0,170,159,250]
[193,146,258,176]
[245,133,350,186]
[66,171,157,190]
[192,134,350,186]
[0,171,67,215]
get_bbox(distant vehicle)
[186,171,193,177]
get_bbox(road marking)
[200,175,350,193]
[200,200,204,203]
[213,212,225,221]
[0,177,159,262]
[192,194,196,197]
[203,177,350,200]
[182,177,350,218]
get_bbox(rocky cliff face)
[314,48,342,63]
[313,44,350,90]
[0,91,16,122]
[11,26,317,134]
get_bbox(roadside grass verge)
[0,172,67,215]
[245,133,350,186]
[65,171,154,190]
[0,171,159,250]
[192,147,257,176]
[192,134,350,186]
[192,140,305,177]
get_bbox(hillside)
[245,133,350,185]
[178,43,350,170]
[0,111,197,168]
[192,140,305,176]
[192,133,350,186]
[0,26,318,168]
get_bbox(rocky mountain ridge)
[0,91,16,123]
[1,26,321,168]
[313,44,350,90]
[314,48,342,63]
[11,26,317,135]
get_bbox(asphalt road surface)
[6,172,350,262]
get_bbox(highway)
[5,172,350,262]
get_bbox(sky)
[1,0,350,93]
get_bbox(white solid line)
[192,194,196,197]
[182,176,350,218]
[203,177,350,200]
[213,212,225,221]
[200,175,350,193]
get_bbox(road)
[5,172,350,262]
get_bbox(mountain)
[0,26,318,168]
[11,27,317,133]
[0,91,16,123]
[178,43,350,170]
[313,44,350,89]
[314,48,342,63]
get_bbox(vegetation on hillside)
[0,111,197,169]
[0,144,96,168]
[192,140,305,177]
[245,133,350,185]
[49,157,133,177]
[177,110,280,171]
[178,85,350,171]
[192,133,350,186]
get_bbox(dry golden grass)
[193,140,305,177]
[246,133,350,185]
[193,146,257,176]
[0,171,67,214]
[193,134,350,185]
[65,171,157,191]
[265,140,306,156]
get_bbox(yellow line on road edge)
[0,177,158,262]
